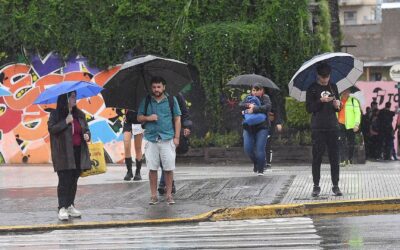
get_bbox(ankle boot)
[124,157,133,181]
[133,159,142,181]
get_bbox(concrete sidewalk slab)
[0,161,399,233]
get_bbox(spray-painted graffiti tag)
[0,52,132,164]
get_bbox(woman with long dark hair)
[48,91,91,221]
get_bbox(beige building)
[339,0,400,81]
[339,0,379,25]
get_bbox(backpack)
[143,94,191,154]
[242,95,267,126]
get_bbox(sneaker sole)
[68,214,82,218]
[58,216,69,221]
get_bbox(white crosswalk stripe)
[0,217,321,249]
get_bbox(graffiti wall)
[0,52,139,164]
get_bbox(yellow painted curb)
[210,198,400,221]
[2,198,400,233]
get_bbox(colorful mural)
[0,52,137,164]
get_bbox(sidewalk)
[0,161,399,232]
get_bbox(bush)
[285,97,310,130]
[190,131,241,148]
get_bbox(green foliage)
[177,22,264,130]
[190,131,241,148]
[315,0,334,52]
[0,0,333,131]
[285,97,310,129]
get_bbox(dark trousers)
[266,134,272,165]
[369,135,382,159]
[312,130,340,187]
[57,146,81,210]
[382,132,394,160]
[339,124,356,163]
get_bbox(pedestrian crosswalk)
[0,217,321,249]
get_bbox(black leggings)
[57,146,81,210]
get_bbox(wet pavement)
[0,161,399,228]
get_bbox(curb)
[1,198,400,233]
[0,209,224,233]
[210,198,400,221]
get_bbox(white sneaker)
[58,208,69,221]
[67,205,82,218]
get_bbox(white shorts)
[132,124,144,135]
[144,139,176,171]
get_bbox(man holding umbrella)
[137,76,181,205]
[306,62,343,197]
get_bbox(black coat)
[48,109,91,172]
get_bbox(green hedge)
[0,0,333,132]
[285,97,310,129]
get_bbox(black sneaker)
[124,170,133,181]
[264,164,271,171]
[158,185,175,194]
[311,186,321,197]
[253,163,257,173]
[332,186,343,196]
[133,172,142,181]
[158,185,165,195]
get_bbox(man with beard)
[137,76,181,205]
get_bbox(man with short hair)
[306,62,342,197]
[137,76,181,205]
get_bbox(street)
[1,214,400,249]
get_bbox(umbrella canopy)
[102,55,192,110]
[0,87,11,96]
[227,74,280,90]
[288,52,364,102]
[34,80,103,104]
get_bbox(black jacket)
[306,82,340,131]
[48,108,91,172]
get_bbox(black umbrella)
[102,55,192,110]
[226,74,280,90]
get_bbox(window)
[371,72,382,81]
[344,11,357,25]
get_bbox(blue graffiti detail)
[89,121,123,144]
[29,52,63,77]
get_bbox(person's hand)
[66,114,73,124]
[183,128,191,137]
[320,96,334,103]
[333,99,340,109]
[147,114,158,121]
[353,125,359,133]
[173,137,180,146]
[83,133,90,142]
[276,124,283,133]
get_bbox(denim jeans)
[243,128,268,173]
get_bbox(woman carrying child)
[239,82,271,175]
